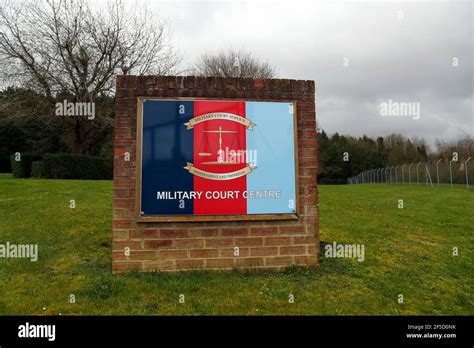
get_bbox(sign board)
[136,98,298,221]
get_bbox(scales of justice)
[198,126,243,165]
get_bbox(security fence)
[347,158,472,190]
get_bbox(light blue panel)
[246,102,296,214]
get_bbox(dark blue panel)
[141,100,194,215]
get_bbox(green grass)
[0,173,472,315]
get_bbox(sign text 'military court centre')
[137,99,298,218]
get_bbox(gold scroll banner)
[183,162,255,181]
[184,112,255,130]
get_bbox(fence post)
[425,162,429,186]
[401,165,405,184]
[425,162,433,187]
[416,162,421,185]
[395,165,399,184]
[409,163,414,185]
[449,160,453,188]
[465,157,471,191]
[436,159,442,186]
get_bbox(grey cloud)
[154,0,473,147]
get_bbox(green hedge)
[10,152,42,178]
[31,161,44,178]
[42,153,113,180]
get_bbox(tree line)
[317,130,473,179]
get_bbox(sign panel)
[137,98,298,220]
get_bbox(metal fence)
[347,158,472,190]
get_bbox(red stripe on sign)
[193,101,247,215]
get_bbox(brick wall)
[113,75,318,273]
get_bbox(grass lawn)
[0,173,472,315]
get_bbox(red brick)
[293,236,316,245]
[160,229,189,238]
[190,249,219,258]
[235,257,264,268]
[114,117,133,126]
[175,239,204,248]
[112,240,142,251]
[113,220,133,229]
[114,166,130,177]
[250,247,278,256]
[113,231,129,240]
[307,245,318,255]
[143,260,175,271]
[220,228,249,237]
[278,225,305,235]
[112,262,142,272]
[280,246,305,255]
[130,229,159,239]
[113,251,156,260]
[307,255,318,265]
[159,249,188,260]
[113,178,133,188]
[114,198,134,208]
[298,147,317,158]
[116,75,126,88]
[144,240,173,249]
[265,256,293,266]
[234,237,263,247]
[206,258,235,269]
[189,228,219,237]
[301,138,317,147]
[113,208,133,218]
[250,226,278,236]
[220,247,249,257]
[114,146,126,157]
[304,205,318,216]
[265,237,290,246]
[176,259,204,269]
[115,138,135,146]
[299,157,317,167]
[302,195,317,204]
[301,216,318,224]
[205,238,233,248]
[113,188,133,198]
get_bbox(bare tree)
[0,0,181,153]
[194,49,276,79]
[435,135,473,161]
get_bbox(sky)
[151,0,472,149]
